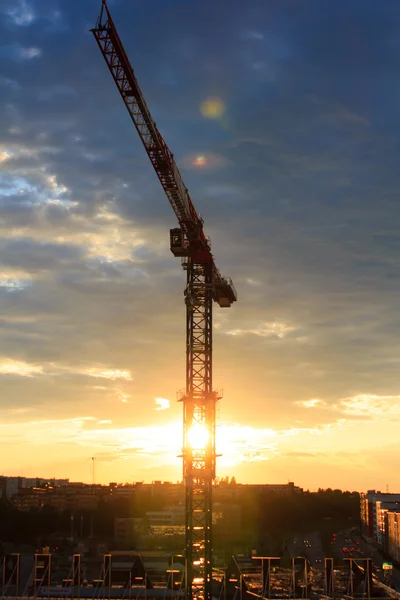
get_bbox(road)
[329,527,400,593]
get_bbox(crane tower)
[91,4,237,599]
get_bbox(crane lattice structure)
[91,4,237,600]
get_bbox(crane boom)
[91,1,236,308]
[92,3,204,243]
[91,4,237,599]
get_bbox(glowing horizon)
[0,391,398,491]
[1,0,399,494]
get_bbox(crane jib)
[91,2,236,307]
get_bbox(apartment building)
[360,490,400,540]
[387,511,400,562]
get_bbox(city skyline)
[1,0,400,492]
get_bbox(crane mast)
[91,4,237,599]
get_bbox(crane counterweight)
[91,3,237,598]
[213,277,237,308]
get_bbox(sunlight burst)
[187,423,209,449]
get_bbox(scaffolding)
[0,552,399,600]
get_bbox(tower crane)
[91,4,237,599]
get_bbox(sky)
[1,0,400,492]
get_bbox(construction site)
[0,2,398,600]
[2,550,400,600]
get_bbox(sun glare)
[187,423,209,449]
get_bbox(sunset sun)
[187,423,210,449]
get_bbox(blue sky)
[1,0,400,490]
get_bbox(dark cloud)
[0,238,84,270]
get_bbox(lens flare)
[193,155,207,167]
[200,97,226,120]
[182,152,227,171]
[187,423,209,449]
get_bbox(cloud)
[0,151,11,162]
[0,268,33,292]
[155,397,170,411]
[0,359,133,381]
[307,95,369,126]
[217,424,278,467]
[19,46,41,59]
[82,368,132,381]
[296,399,326,408]
[225,321,295,339]
[3,0,35,26]
[0,44,41,61]
[339,394,400,419]
[116,391,131,404]
[0,359,43,377]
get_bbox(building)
[246,482,303,495]
[114,518,146,547]
[387,511,400,562]
[5,477,20,499]
[376,500,400,550]
[360,491,400,540]
[265,482,303,494]
[146,506,185,527]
